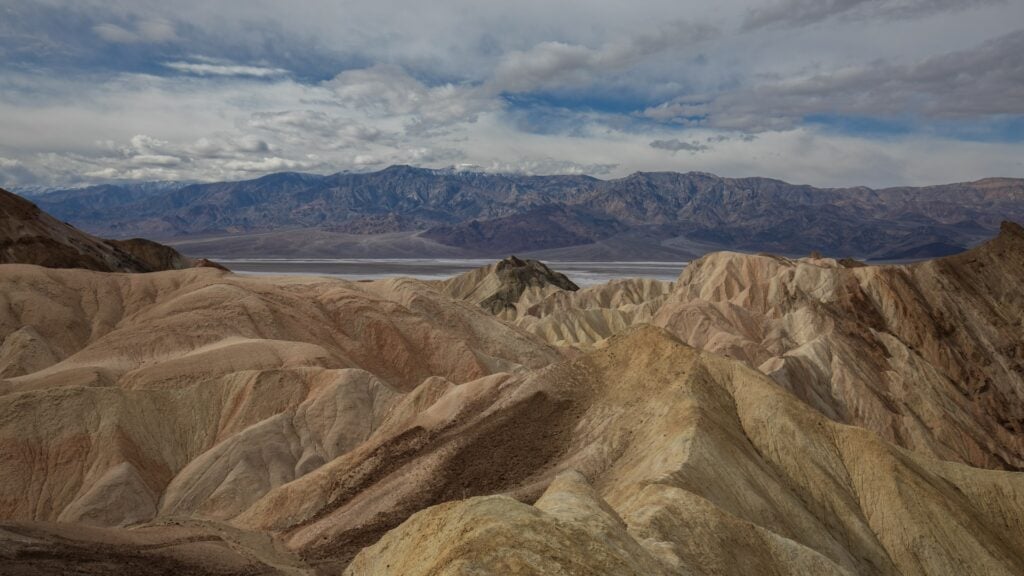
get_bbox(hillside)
[0,187,199,273]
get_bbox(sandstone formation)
[440,256,674,347]
[0,520,312,575]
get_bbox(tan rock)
[653,223,1024,469]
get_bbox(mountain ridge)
[21,167,1024,261]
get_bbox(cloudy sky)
[1,0,1022,188]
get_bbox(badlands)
[1,188,1023,574]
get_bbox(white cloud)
[93,18,177,43]
[2,0,1023,189]
[129,154,184,166]
[490,21,717,93]
[222,157,317,172]
[327,65,497,133]
[164,60,289,78]
[352,154,381,166]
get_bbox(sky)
[1,0,1022,188]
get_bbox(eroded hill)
[1,219,1023,575]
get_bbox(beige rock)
[329,326,1024,575]
[344,471,670,576]
[654,222,1024,469]
[516,277,674,347]
[0,265,559,526]
[1,228,1023,575]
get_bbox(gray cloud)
[743,0,1006,30]
[645,29,1024,131]
[188,136,271,158]
[490,21,717,93]
[650,138,710,153]
[93,18,177,43]
[327,65,498,134]
[1,0,1023,189]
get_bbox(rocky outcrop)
[344,471,670,576]
[105,238,193,271]
[440,256,579,319]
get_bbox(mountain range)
[21,166,1024,260]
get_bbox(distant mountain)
[0,187,218,273]
[16,180,194,201]
[30,167,1024,260]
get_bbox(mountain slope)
[0,187,195,272]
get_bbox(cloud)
[650,138,710,153]
[743,0,1007,30]
[481,159,619,176]
[644,29,1024,132]
[248,110,382,143]
[327,65,497,133]
[2,0,1023,189]
[129,154,185,166]
[164,60,289,78]
[222,157,318,172]
[352,154,381,166]
[93,18,177,43]
[189,136,271,158]
[490,21,717,93]
[0,157,40,187]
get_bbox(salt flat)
[220,258,687,286]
